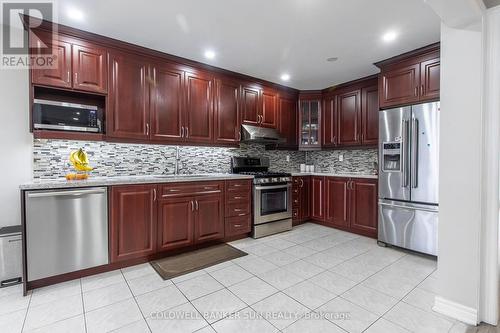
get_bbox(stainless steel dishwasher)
[25,187,108,281]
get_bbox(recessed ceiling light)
[204,50,216,60]
[382,31,398,42]
[67,7,84,21]
[326,57,338,62]
[280,73,290,81]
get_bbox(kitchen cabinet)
[299,97,321,149]
[350,178,378,237]
[185,71,214,143]
[325,177,349,228]
[277,94,298,149]
[311,176,325,221]
[150,62,185,142]
[322,94,337,147]
[107,51,150,140]
[110,185,157,262]
[225,179,252,237]
[31,31,107,93]
[157,196,194,251]
[376,44,440,108]
[337,89,361,146]
[194,194,224,242]
[215,77,240,145]
[361,84,379,145]
[312,177,378,238]
[241,84,261,126]
[261,88,278,128]
[292,176,310,224]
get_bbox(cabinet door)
[277,95,297,148]
[420,58,440,101]
[361,85,379,145]
[322,95,336,147]
[261,88,278,128]
[72,43,107,93]
[107,52,150,140]
[194,194,224,243]
[325,178,349,228]
[311,176,325,221]
[337,89,361,146]
[379,63,420,108]
[185,71,214,143]
[150,63,185,142]
[300,177,311,220]
[214,78,240,145]
[157,197,194,251]
[31,32,72,88]
[110,185,157,262]
[350,179,378,237]
[241,85,261,126]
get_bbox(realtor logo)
[1,1,57,69]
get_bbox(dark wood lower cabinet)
[194,194,224,243]
[292,176,310,224]
[325,177,350,228]
[110,185,157,262]
[311,176,325,221]
[350,178,378,237]
[157,196,194,251]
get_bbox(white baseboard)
[433,296,478,325]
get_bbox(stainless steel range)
[231,157,292,238]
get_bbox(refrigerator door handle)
[411,118,419,188]
[401,119,409,188]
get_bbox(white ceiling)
[53,0,441,90]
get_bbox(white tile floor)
[0,223,485,332]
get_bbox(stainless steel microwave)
[33,99,102,133]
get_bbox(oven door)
[254,183,292,224]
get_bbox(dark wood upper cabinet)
[215,77,240,145]
[31,32,72,89]
[350,178,378,237]
[299,96,322,149]
[337,89,361,146]
[72,43,107,93]
[311,176,325,221]
[376,43,440,109]
[157,196,194,251]
[241,85,261,126]
[361,84,379,145]
[185,71,214,143]
[261,88,278,129]
[110,185,157,262]
[325,177,350,228]
[322,94,336,147]
[420,58,440,101]
[107,51,150,140]
[150,63,185,142]
[379,63,420,108]
[194,194,224,243]
[277,94,298,148]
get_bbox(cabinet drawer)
[226,180,252,192]
[226,202,251,217]
[225,216,251,237]
[226,191,251,203]
[160,181,223,198]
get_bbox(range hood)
[240,124,285,144]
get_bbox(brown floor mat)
[150,243,248,280]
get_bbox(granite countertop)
[291,172,378,179]
[20,174,254,190]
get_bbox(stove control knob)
[271,178,278,183]
[281,177,290,182]
[259,178,268,184]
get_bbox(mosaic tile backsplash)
[33,139,378,179]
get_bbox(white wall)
[434,21,484,321]
[0,24,33,228]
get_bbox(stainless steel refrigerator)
[378,102,439,256]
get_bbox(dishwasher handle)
[27,188,107,198]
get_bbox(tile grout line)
[19,290,32,333]
[79,279,88,333]
[120,270,153,333]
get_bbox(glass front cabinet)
[299,97,321,149]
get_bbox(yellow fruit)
[69,148,93,172]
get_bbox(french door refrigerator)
[378,102,439,256]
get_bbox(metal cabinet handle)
[233,184,242,187]
[233,196,243,199]
[181,126,184,138]
[414,87,418,96]
[234,208,243,212]
[238,131,242,141]
[420,85,424,96]
[191,200,194,211]
[300,179,304,187]
[185,127,189,138]
[238,213,246,216]
[195,200,199,210]
[333,136,337,145]
[146,123,150,136]
[74,72,78,84]
[67,71,71,83]
[153,188,157,201]
[234,224,242,227]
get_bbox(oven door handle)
[254,184,292,191]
